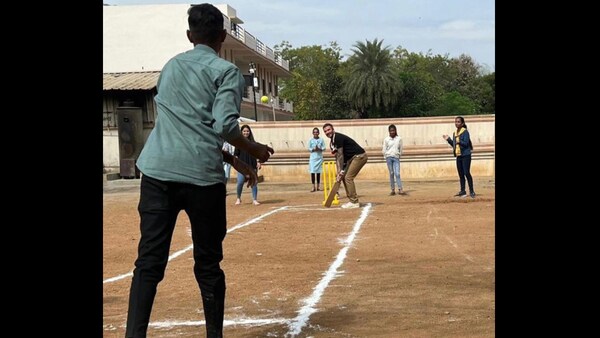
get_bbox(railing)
[265,46,274,60]
[244,31,257,52]
[222,13,289,71]
[256,40,266,55]
[232,26,243,42]
[240,91,293,112]
[220,13,292,114]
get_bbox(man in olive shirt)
[323,123,368,209]
[125,4,274,338]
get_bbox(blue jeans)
[385,157,402,190]
[126,174,227,337]
[236,170,258,201]
[223,162,231,179]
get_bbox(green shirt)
[136,44,245,186]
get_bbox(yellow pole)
[322,161,339,205]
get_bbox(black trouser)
[125,174,227,338]
[456,155,474,193]
[311,173,321,185]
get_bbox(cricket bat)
[324,180,342,207]
[324,155,353,208]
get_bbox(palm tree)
[344,39,401,118]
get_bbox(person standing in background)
[443,116,476,198]
[382,124,405,195]
[235,124,262,205]
[308,127,325,192]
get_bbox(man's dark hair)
[388,124,396,131]
[188,3,224,43]
[322,123,333,130]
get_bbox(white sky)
[105,0,495,71]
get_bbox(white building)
[103,3,294,174]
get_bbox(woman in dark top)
[234,124,261,205]
[443,116,476,198]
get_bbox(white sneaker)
[341,202,360,209]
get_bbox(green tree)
[395,72,443,117]
[444,55,493,114]
[393,49,493,116]
[274,42,349,120]
[430,91,478,116]
[344,39,401,118]
[478,72,495,114]
[274,41,494,119]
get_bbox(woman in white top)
[382,124,405,195]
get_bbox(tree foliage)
[344,39,401,118]
[430,91,478,116]
[272,40,494,120]
[274,41,349,120]
[394,72,442,117]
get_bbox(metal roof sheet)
[103,71,160,90]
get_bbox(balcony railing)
[242,90,293,113]
[223,14,289,71]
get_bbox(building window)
[103,111,117,129]
[103,91,157,130]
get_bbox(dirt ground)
[103,177,495,337]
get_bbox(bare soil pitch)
[103,178,495,337]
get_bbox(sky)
[105,0,495,71]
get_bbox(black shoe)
[470,192,476,198]
[454,191,467,198]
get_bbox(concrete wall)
[243,115,495,181]
[103,130,119,170]
[103,128,152,172]
[103,115,495,180]
[103,4,192,72]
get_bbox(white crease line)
[444,235,475,262]
[286,207,340,211]
[104,206,289,284]
[430,227,439,244]
[227,206,289,232]
[148,317,288,329]
[285,203,372,337]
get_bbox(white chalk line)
[149,317,288,329]
[285,203,372,337]
[105,203,370,334]
[103,206,289,284]
[444,235,475,262]
[429,227,439,245]
[425,205,473,263]
[286,204,344,211]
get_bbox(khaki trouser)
[342,153,368,203]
